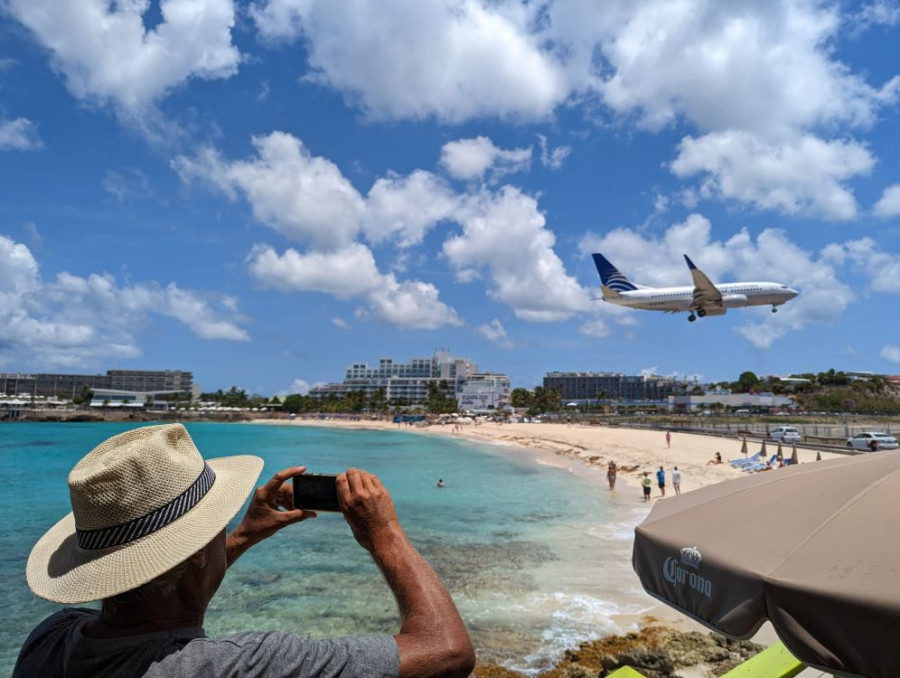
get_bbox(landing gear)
[688,313,696,322]
[772,306,778,313]
[697,309,707,318]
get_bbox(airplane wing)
[684,255,723,310]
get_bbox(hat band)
[76,464,216,550]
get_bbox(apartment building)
[310,349,482,404]
[543,371,683,404]
[0,369,193,399]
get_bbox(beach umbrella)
[816,450,822,461]
[776,440,783,460]
[740,437,748,456]
[633,450,900,678]
[790,444,798,465]
[760,440,767,457]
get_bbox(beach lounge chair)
[602,641,804,678]
[730,452,761,467]
[743,454,779,473]
[720,641,805,677]
[606,667,647,677]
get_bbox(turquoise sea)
[0,422,657,675]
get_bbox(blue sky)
[1,0,899,395]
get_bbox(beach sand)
[253,416,842,673]
[255,416,844,493]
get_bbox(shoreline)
[251,416,845,662]
[251,416,845,494]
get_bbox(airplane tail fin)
[592,253,638,292]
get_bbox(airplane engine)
[722,294,748,308]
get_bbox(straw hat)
[26,424,263,604]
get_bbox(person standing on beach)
[641,472,652,502]
[14,424,475,678]
[672,466,682,495]
[606,461,617,491]
[665,431,671,448]
[656,465,666,497]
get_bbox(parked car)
[846,432,900,451]
[770,426,803,443]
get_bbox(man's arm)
[338,469,475,678]
[226,466,316,567]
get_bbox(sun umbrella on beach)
[632,450,900,678]
[740,438,748,456]
[776,440,783,460]
[759,440,767,457]
[816,450,822,461]
[790,444,798,465]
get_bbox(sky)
[1,0,899,395]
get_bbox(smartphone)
[293,474,341,512]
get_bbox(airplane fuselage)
[605,282,797,313]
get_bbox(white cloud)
[0,118,43,150]
[366,276,462,330]
[874,184,900,218]
[554,0,895,135]
[104,168,152,202]
[824,238,900,294]
[332,317,351,330]
[580,213,855,349]
[444,186,591,321]
[290,379,311,394]
[0,235,249,368]
[7,0,241,113]
[478,319,513,348]
[246,243,381,297]
[579,318,611,339]
[851,1,900,32]
[246,243,462,330]
[440,136,532,181]
[174,132,365,250]
[670,131,875,220]
[363,170,457,247]
[881,346,900,364]
[537,134,571,170]
[251,0,568,122]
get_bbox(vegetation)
[509,386,562,416]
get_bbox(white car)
[770,426,802,443]
[846,432,900,451]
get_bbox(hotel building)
[309,349,486,405]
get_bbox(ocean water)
[0,422,656,674]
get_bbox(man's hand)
[227,466,316,567]
[337,468,402,553]
[337,468,475,678]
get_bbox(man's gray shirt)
[13,608,400,677]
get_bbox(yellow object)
[606,668,646,678]
[721,642,805,678]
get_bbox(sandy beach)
[254,416,845,494]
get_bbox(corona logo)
[663,548,712,600]
[680,546,702,569]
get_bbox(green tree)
[72,386,93,406]
[345,389,367,412]
[510,388,533,409]
[736,371,760,393]
[426,381,457,414]
[368,388,387,412]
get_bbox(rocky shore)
[475,618,764,677]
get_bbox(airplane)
[592,253,799,322]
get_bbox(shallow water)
[0,422,656,674]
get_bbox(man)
[656,465,666,497]
[641,472,652,502]
[671,466,682,495]
[14,424,474,677]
